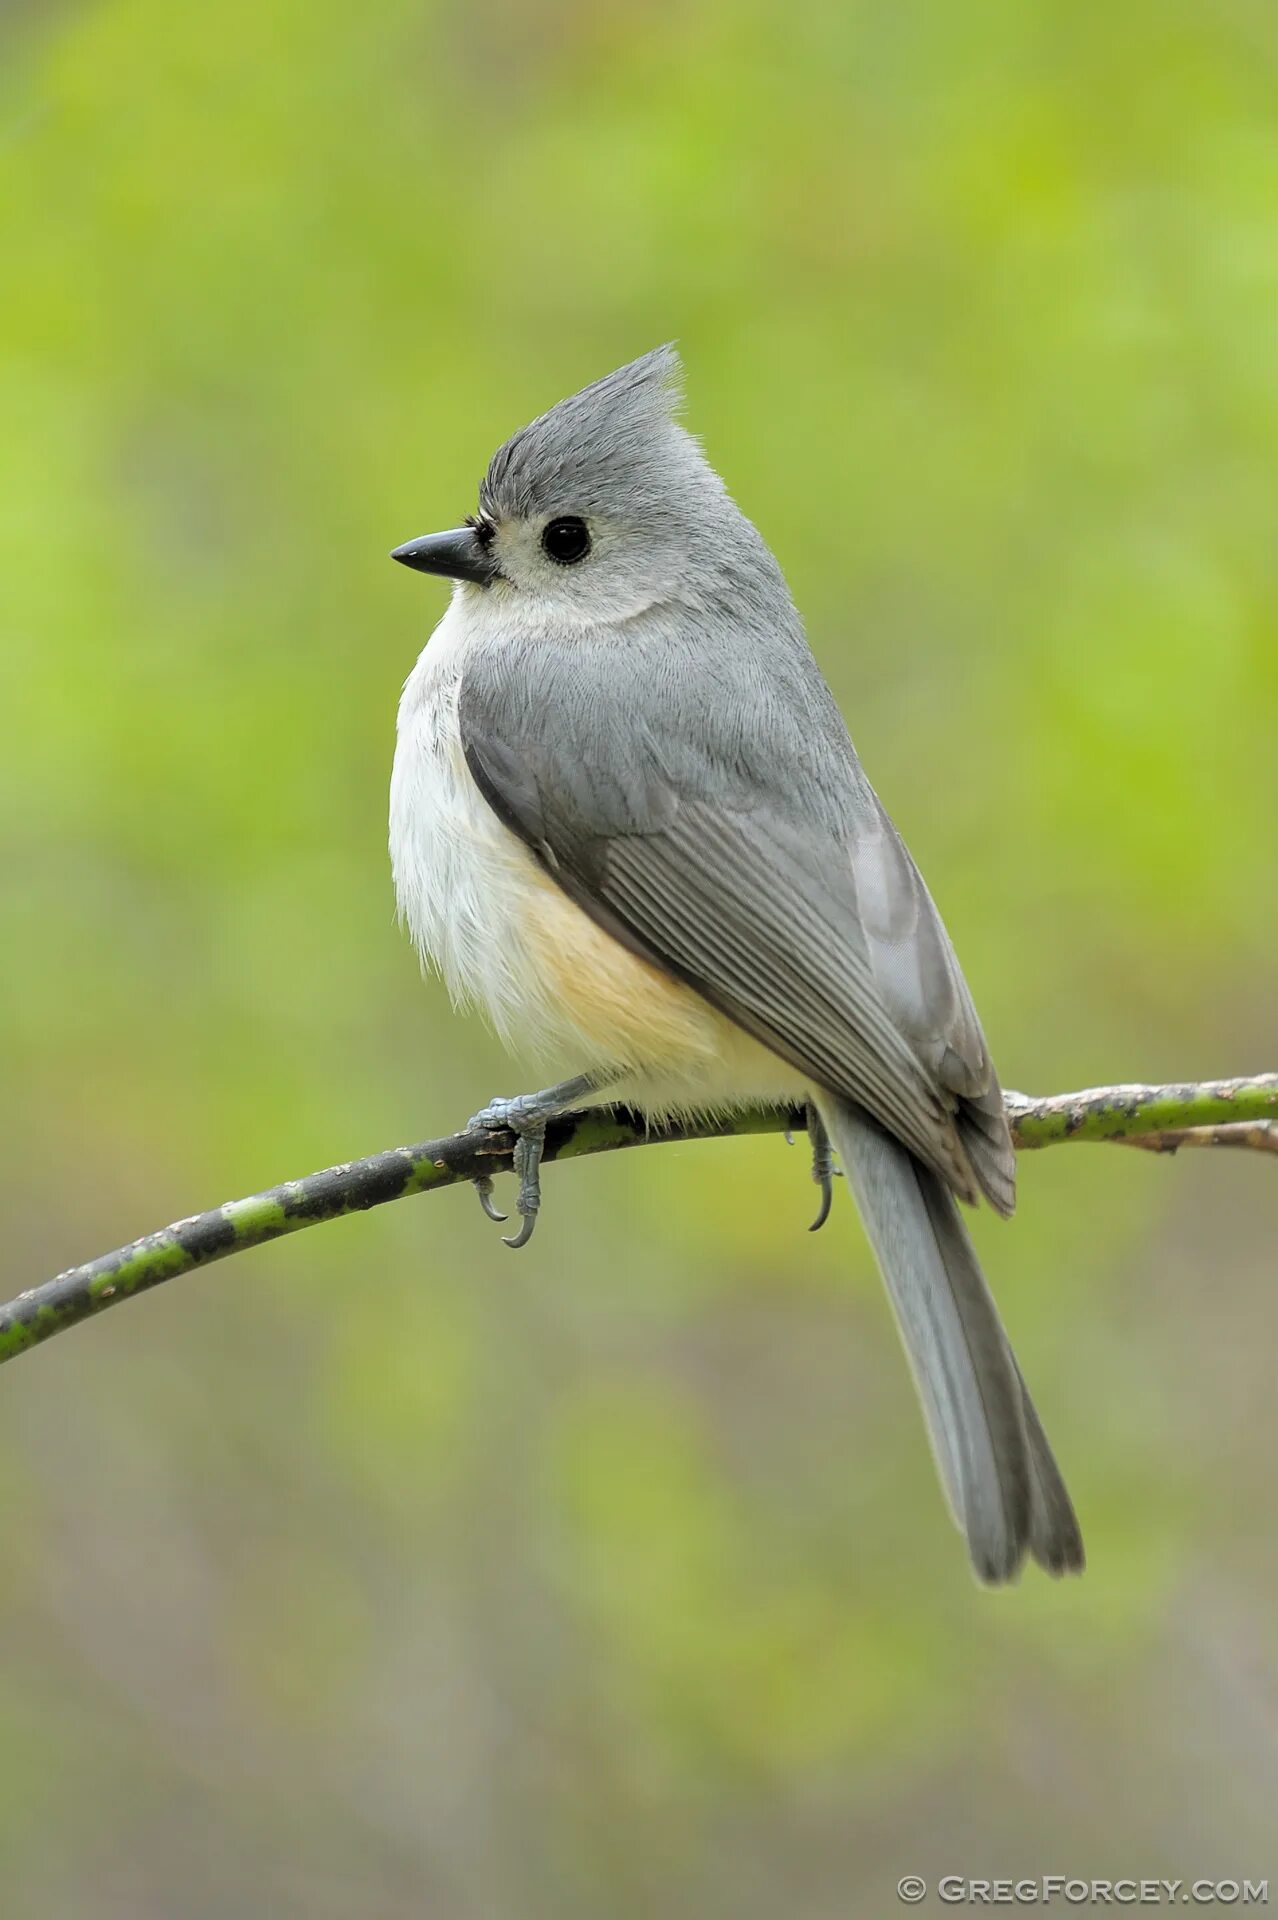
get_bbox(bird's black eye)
[541,516,591,565]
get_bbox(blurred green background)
[4,0,1278,1912]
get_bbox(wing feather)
[458,629,1014,1209]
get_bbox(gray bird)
[389,346,1083,1584]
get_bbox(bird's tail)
[818,1096,1084,1584]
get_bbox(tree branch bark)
[3,1074,1274,1369]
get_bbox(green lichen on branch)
[1004,1075,1278,1148]
[3,1075,1274,1369]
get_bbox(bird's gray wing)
[458,630,1012,1209]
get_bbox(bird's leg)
[806,1101,839,1233]
[467,1072,609,1250]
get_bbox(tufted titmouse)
[389,348,1082,1583]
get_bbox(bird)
[388,346,1083,1584]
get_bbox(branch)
[1001,1076,1278,1148]
[4,1075,1274,1370]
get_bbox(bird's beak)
[390,526,497,586]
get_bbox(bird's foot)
[466,1075,601,1250]
[805,1102,839,1232]
[467,1093,554,1250]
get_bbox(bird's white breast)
[390,595,553,1056]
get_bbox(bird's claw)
[809,1169,834,1233]
[473,1176,507,1224]
[501,1126,546,1249]
[805,1102,839,1233]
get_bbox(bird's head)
[391,346,764,626]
